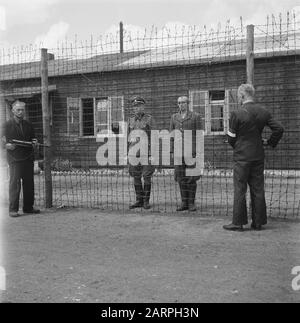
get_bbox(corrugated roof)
[0,50,147,81]
[0,33,299,81]
[118,32,300,68]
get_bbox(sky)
[0,0,299,51]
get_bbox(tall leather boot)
[188,182,197,212]
[143,183,152,210]
[130,180,144,209]
[177,183,189,211]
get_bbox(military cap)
[131,96,146,106]
[12,100,26,109]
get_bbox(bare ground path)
[0,208,299,303]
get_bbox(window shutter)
[225,89,238,133]
[67,97,81,136]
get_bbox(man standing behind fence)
[1,100,40,217]
[170,96,202,212]
[224,84,284,231]
[128,96,156,210]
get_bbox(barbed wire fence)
[0,12,299,218]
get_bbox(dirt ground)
[0,207,300,303]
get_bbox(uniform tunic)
[128,112,156,180]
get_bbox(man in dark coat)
[170,96,203,212]
[1,100,40,217]
[224,84,284,231]
[128,96,156,210]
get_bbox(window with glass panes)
[189,90,228,135]
[81,96,124,137]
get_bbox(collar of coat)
[134,112,146,121]
[174,110,193,122]
[11,117,24,125]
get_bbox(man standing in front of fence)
[128,96,156,210]
[224,84,284,231]
[1,100,40,217]
[170,96,202,212]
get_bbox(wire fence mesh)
[0,13,299,218]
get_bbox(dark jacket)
[2,118,36,163]
[169,110,203,157]
[227,102,284,162]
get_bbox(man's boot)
[188,182,197,212]
[143,183,152,210]
[130,181,144,209]
[177,183,189,211]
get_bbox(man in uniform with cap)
[223,84,284,231]
[128,96,156,210]
[169,96,203,212]
[1,100,40,217]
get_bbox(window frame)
[80,96,125,138]
[80,97,95,137]
[209,98,226,135]
[189,90,229,136]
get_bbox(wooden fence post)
[246,24,255,85]
[120,21,124,53]
[41,48,53,208]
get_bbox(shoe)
[23,208,40,214]
[251,223,262,231]
[223,223,244,231]
[176,204,189,211]
[188,204,197,212]
[143,201,151,210]
[129,201,144,209]
[9,211,19,218]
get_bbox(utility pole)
[120,21,124,53]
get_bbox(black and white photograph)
[0,0,299,307]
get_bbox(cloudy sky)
[0,0,299,50]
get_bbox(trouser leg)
[233,161,250,226]
[187,180,197,210]
[143,177,152,203]
[22,161,35,212]
[133,177,144,202]
[143,181,151,209]
[142,165,155,207]
[9,163,21,212]
[143,166,155,199]
[176,180,189,211]
[175,165,188,209]
[249,161,267,226]
[129,165,143,202]
[128,177,144,209]
[129,164,144,208]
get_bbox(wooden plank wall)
[2,55,299,169]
